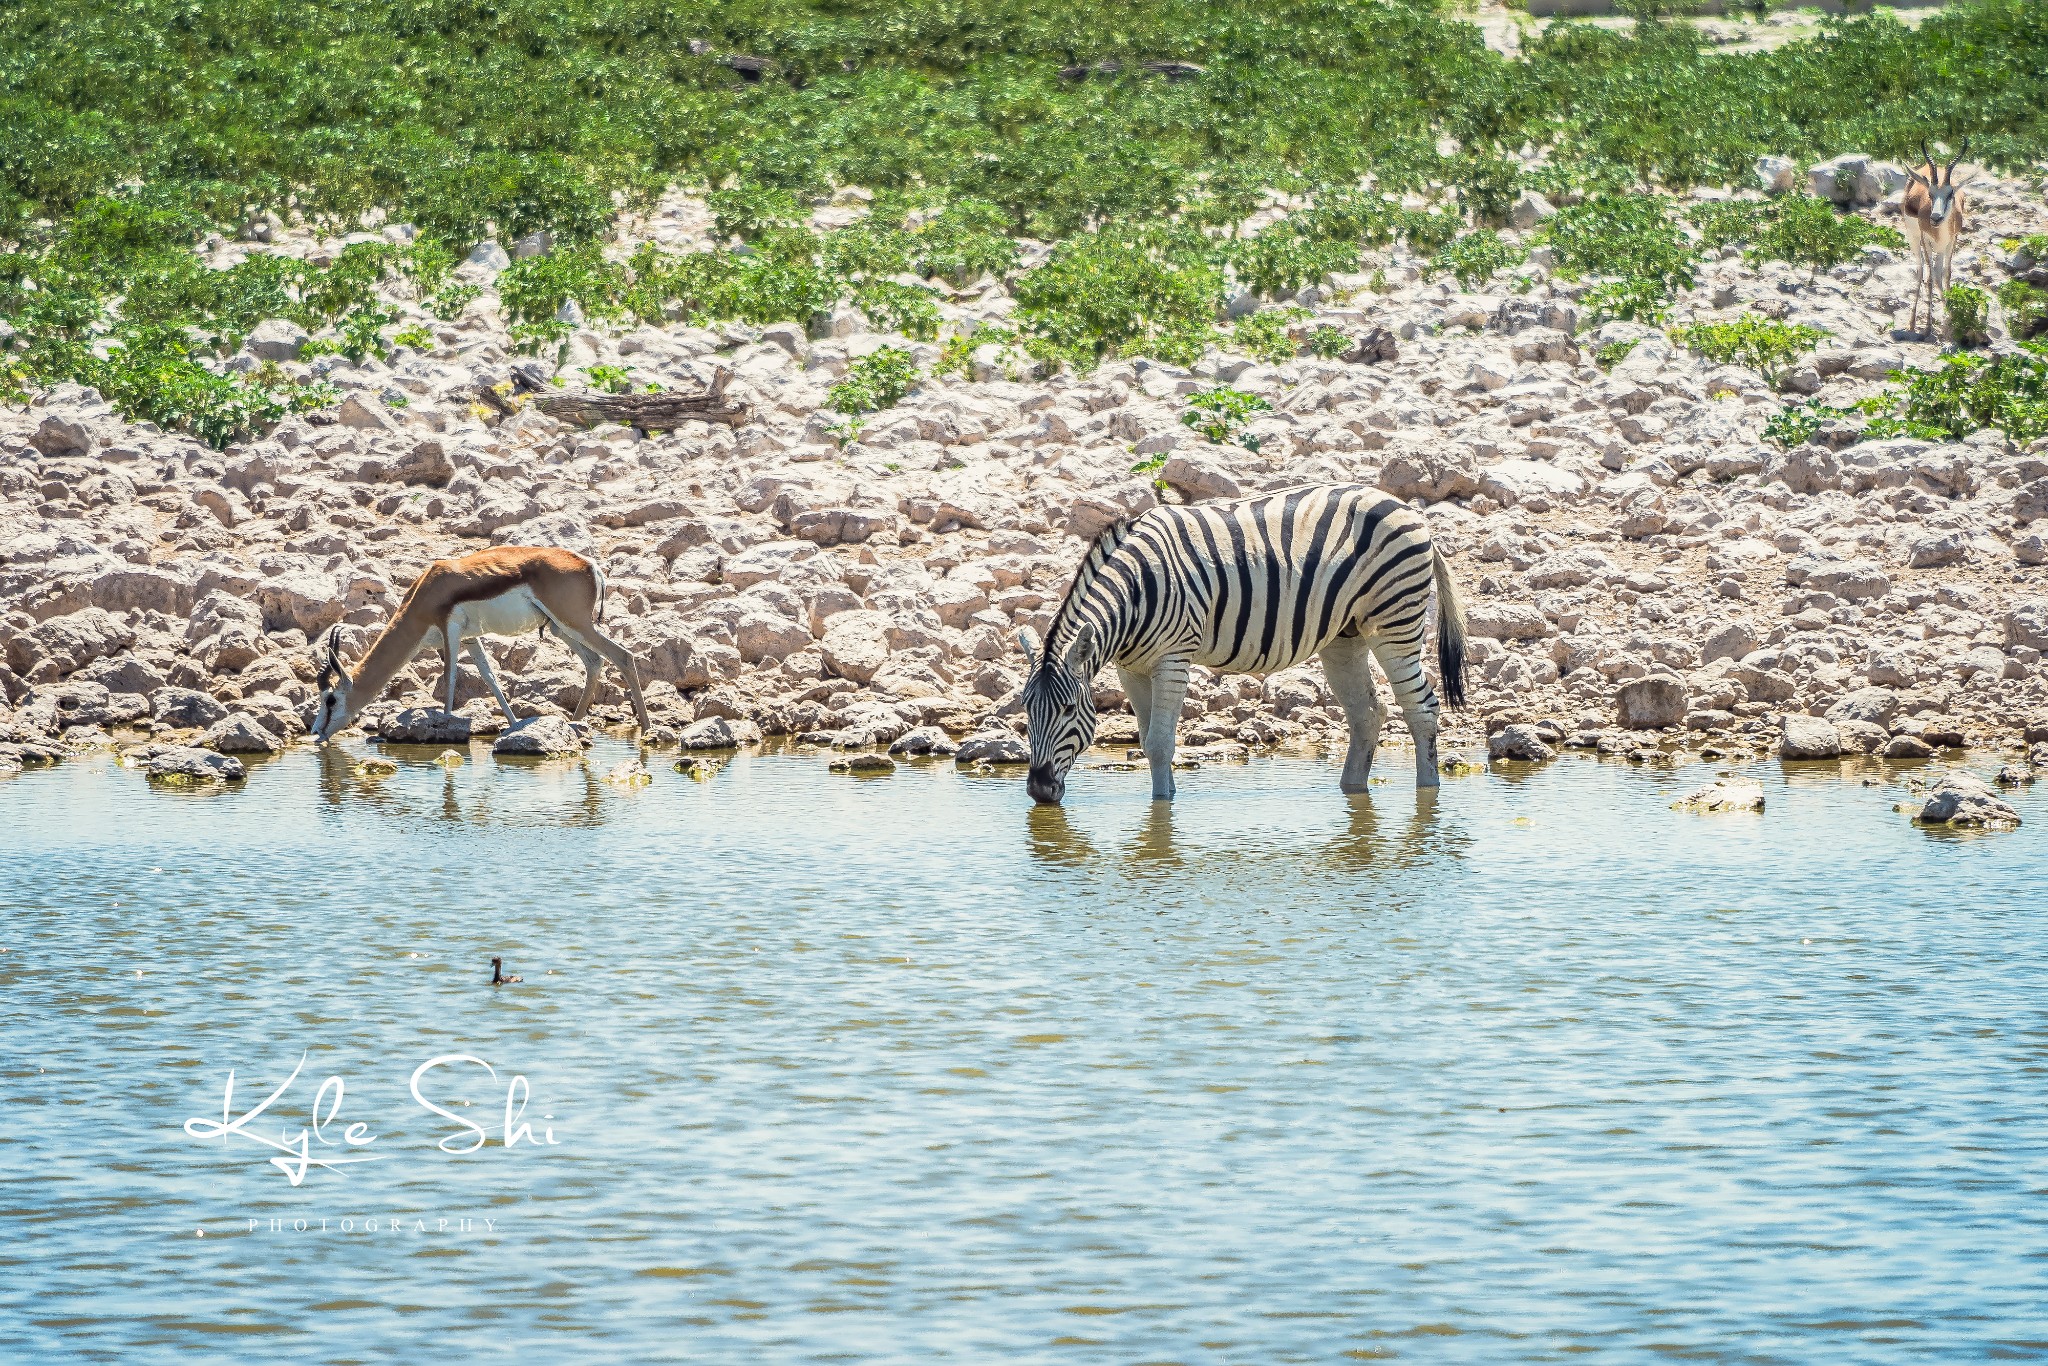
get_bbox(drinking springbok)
[1020,484,1466,806]
[310,546,650,742]
[1903,138,1969,339]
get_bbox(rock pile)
[1,177,2044,784]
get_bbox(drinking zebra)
[1020,484,1467,805]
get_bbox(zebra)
[1020,484,1467,805]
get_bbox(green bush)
[1229,309,1308,366]
[1875,348,2048,445]
[1945,284,1991,348]
[1541,195,1696,323]
[1012,222,1223,370]
[1742,195,1906,274]
[496,247,629,326]
[1181,386,1271,451]
[1433,231,1527,290]
[1668,313,1829,383]
[2002,279,2048,341]
[1307,326,1351,360]
[828,346,921,415]
[853,280,941,341]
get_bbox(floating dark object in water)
[491,956,522,986]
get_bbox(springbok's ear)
[1904,167,1929,189]
[1018,627,1040,672]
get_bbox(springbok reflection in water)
[315,742,616,829]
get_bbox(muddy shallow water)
[2,742,2045,1363]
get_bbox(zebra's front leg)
[1319,635,1385,795]
[1143,656,1191,801]
[1117,666,1155,758]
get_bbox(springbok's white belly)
[419,587,550,651]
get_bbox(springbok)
[1902,138,1969,339]
[310,546,650,742]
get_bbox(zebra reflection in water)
[1021,485,1467,805]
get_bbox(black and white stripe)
[1022,484,1465,804]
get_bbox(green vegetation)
[5,0,2048,441]
[1231,308,1310,366]
[1307,326,1351,360]
[1180,386,1271,451]
[1433,231,1527,290]
[2002,280,2048,341]
[827,346,920,416]
[585,364,634,394]
[1668,313,1828,384]
[1691,195,1906,274]
[1594,338,1639,370]
[1944,285,1991,348]
[1766,340,2048,447]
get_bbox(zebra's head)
[1020,624,1098,805]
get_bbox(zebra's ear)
[1062,622,1096,672]
[1018,627,1039,672]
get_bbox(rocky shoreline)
[4,177,2046,811]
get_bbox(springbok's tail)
[592,557,608,624]
[1432,545,1467,708]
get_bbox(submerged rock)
[492,715,585,756]
[830,752,896,773]
[1915,772,2022,829]
[604,759,652,786]
[888,725,959,758]
[145,746,246,784]
[354,756,399,778]
[679,715,762,750]
[1672,775,1765,813]
[200,714,280,754]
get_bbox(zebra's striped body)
[1022,484,1466,804]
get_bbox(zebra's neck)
[1047,561,1136,678]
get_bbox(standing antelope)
[1902,138,1969,339]
[1020,484,1466,806]
[310,545,650,742]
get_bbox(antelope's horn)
[1919,138,1933,174]
[1947,137,1969,179]
[325,628,342,672]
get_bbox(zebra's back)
[1118,484,1437,674]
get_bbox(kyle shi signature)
[183,1052,560,1186]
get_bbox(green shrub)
[1668,313,1829,383]
[1541,196,1696,323]
[1433,231,1527,289]
[1229,309,1309,365]
[1013,222,1223,371]
[2001,279,2048,341]
[1742,195,1905,274]
[1594,338,1639,369]
[1181,386,1272,451]
[1874,348,2048,445]
[828,346,920,415]
[1307,326,1351,360]
[1945,284,1991,348]
[496,246,628,326]
[585,364,632,394]
[1225,226,1358,298]
[853,280,941,341]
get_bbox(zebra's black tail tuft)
[1432,545,1467,708]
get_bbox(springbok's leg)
[466,638,519,725]
[1320,634,1385,795]
[1907,237,1927,335]
[1116,665,1155,758]
[565,640,605,720]
[1369,636,1442,789]
[442,628,463,713]
[1143,655,1192,802]
[535,607,653,730]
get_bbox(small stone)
[492,715,586,756]
[1883,735,1935,760]
[246,319,308,362]
[200,714,280,754]
[1673,776,1766,813]
[604,759,652,786]
[336,393,395,431]
[151,687,227,730]
[954,730,1030,765]
[1994,764,2032,786]
[1488,724,1555,763]
[1438,754,1485,776]
[378,707,473,745]
[679,715,762,750]
[887,726,960,758]
[829,752,896,774]
[1615,675,1686,730]
[29,415,96,458]
[1916,772,2021,829]
[145,746,246,784]
[1779,714,1842,760]
[353,756,399,778]
[435,749,465,767]
[673,755,723,780]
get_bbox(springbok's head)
[1909,137,1970,226]
[311,629,354,742]
[1020,624,1098,806]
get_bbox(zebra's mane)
[1044,517,1133,656]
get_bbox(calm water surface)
[2,741,2046,1363]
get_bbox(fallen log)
[472,368,749,429]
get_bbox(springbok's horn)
[325,628,341,673]
[1919,138,1933,175]
[1946,137,1969,180]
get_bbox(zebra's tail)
[1432,545,1467,708]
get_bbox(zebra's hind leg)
[1319,635,1385,795]
[1143,656,1192,801]
[1370,636,1442,789]
[1117,666,1155,758]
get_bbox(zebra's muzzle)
[1026,765,1065,805]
